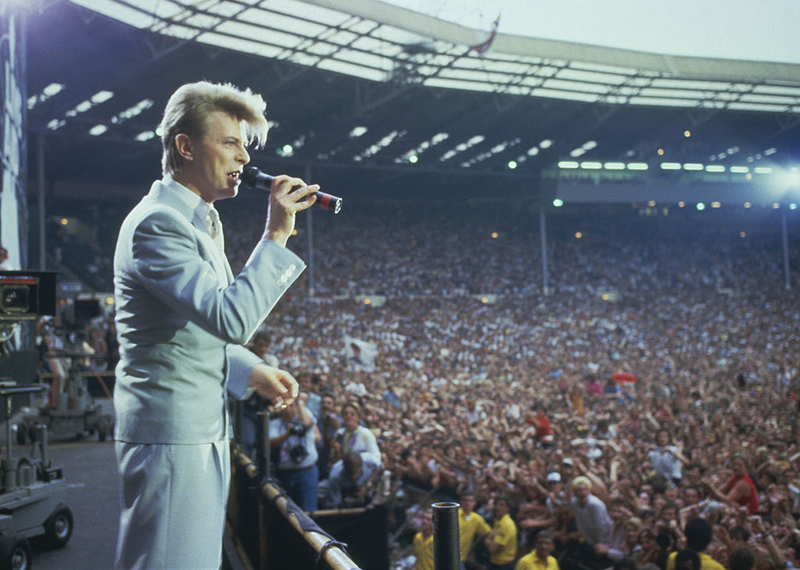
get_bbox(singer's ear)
[174,133,194,162]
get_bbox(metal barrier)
[227,448,366,570]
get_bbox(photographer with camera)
[269,394,322,511]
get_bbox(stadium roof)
[22,0,800,204]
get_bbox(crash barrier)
[228,448,393,570]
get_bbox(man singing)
[113,81,318,570]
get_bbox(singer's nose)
[237,143,250,165]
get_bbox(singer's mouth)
[227,171,240,180]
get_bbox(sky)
[385,0,800,65]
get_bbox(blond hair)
[572,475,593,491]
[160,81,268,175]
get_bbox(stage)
[27,437,119,570]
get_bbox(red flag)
[470,15,500,55]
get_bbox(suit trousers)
[115,439,230,570]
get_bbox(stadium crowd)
[46,197,800,570]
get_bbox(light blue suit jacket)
[113,177,304,444]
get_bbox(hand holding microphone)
[241,167,342,214]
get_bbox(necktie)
[206,207,225,256]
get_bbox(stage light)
[408,155,418,163]
[660,163,681,170]
[627,163,648,170]
[491,232,499,239]
[684,130,691,137]
[575,232,583,239]
[507,160,517,169]
[696,203,706,211]
[604,162,625,170]
[553,199,564,207]
[558,161,578,169]
[678,201,685,208]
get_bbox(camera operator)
[269,393,322,511]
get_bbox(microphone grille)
[240,166,259,187]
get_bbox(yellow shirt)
[460,509,492,561]
[490,513,518,565]
[666,551,725,570]
[413,531,434,570]
[516,552,559,570]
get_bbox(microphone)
[240,167,342,214]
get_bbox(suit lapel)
[149,180,233,285]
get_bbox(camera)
[656,529,676,550]
[289,444,309,463]
[0,271,57,321]
[289,424,307,437]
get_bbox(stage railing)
[227,448,368,570]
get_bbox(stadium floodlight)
[90,90,114,104]
[349,126,368,138]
